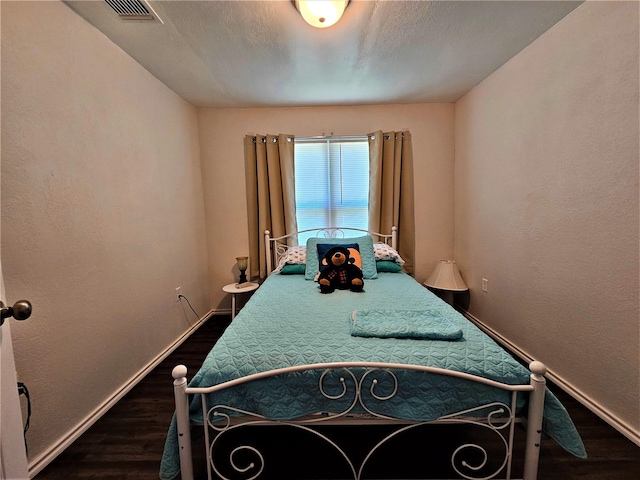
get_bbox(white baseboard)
[460,308,640,447]
[27,309,215,478]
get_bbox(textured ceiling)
[64,0,583,108]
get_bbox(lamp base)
[238,270,247,284]
[426,286,454,306]
[442,290,454,306]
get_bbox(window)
[294,137,369,246]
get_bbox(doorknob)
[0,300,32,326]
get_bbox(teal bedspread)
[160,273,586,479]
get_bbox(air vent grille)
[105,0,155,21]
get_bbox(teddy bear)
[317,245,364,294]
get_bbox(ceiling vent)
[104,0,159,21]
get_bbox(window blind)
[294,137,369,246]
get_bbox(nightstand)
[222,282,259,319]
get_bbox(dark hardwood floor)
[34,315,639,479]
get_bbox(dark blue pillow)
[317,243,360,273]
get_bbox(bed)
[160,228,585,480]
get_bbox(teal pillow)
[376,260,403,273]
[279,263,306,275]
[305,235,378,280]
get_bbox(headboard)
[264,227,397,275]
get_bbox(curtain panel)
[368,130,415,274]
[244,134,297,279]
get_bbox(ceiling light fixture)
[294,0,350,28]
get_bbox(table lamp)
[424,260,468,305]
[236,256,248,284]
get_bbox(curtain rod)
[249,133,406,144]
[297,134,407,141]
[295,135,368,144]
[300,135,367,140]
[250,136,291,144]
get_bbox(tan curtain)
[368,130,415,274]
[244,134,297,279]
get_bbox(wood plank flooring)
[34,315,639,479]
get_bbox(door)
[1,34,30,477]
[1,212,29,478]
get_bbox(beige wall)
[454,1,639,441]
[198,104,455,309]
[1,0,210,469]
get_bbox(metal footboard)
[172,361,546,480]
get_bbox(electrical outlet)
[175,286,182,301]
[482,278,489,293]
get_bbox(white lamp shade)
[295,0,349,28]
[424,260,468,292]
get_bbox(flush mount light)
[294,0,350,28]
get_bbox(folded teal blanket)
[350,309,463,340]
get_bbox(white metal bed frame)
[264,226,397,275]
[171,227,547,480]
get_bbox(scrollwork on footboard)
[200,366,519,480]
[444,403,514,480]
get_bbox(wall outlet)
[175,286,182,301]
[481,278,489,293]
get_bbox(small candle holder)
[235,256,248,284]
